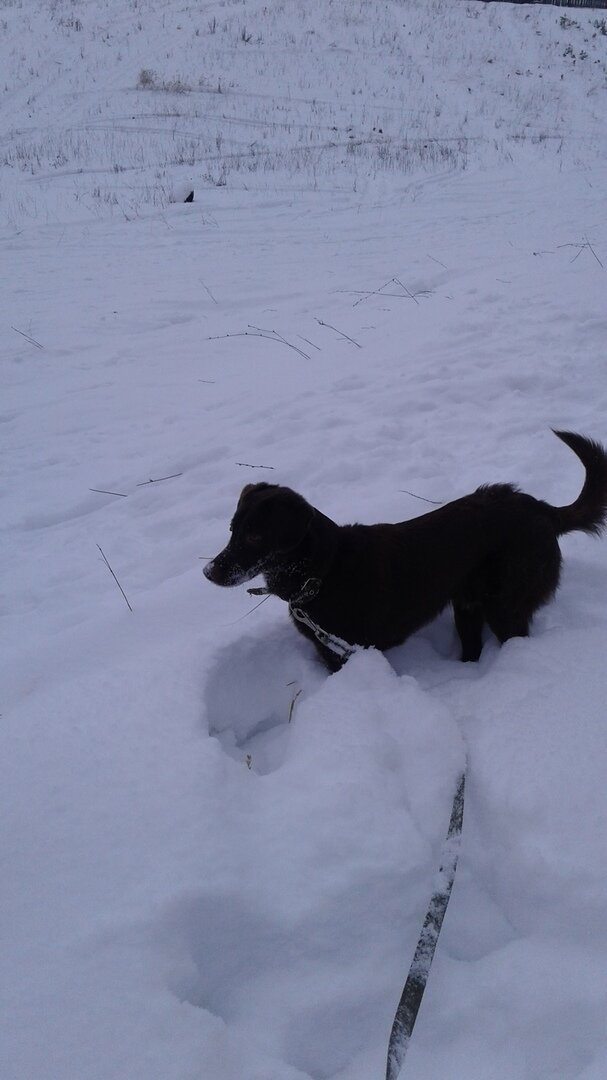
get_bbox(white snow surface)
[2,1,607,1078]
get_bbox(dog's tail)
[551,430,607,537]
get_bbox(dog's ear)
[269,491,314,552]
[237,482,273,507]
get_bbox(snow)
[2,1,607,1077]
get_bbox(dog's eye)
[245,533,262,545]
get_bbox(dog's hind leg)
[481,596,529,643]
[484,537,561,649]
[484,602,531,646]
[453,601,485,662]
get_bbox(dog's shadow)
[203,627,326,775]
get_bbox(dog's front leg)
[453,601,484,662]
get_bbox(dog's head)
[203,482,314,587]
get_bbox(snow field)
[1,0,606,228]
[2,1,607,1078]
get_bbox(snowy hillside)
[2,1,607,1078]
[2,0,607,226]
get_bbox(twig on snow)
[206,327,310,360]
[351,276,398,307]
[393,277,420,306]
[582,237,603,268]
[345,289,414,302]
[90,488,128,498]
[557,237,604,269]
[236,462,275,470]
[346,276,430,308]
[297,334,321,351]
[200,277,218,304]
[288,688,303,723]
[96,544,133,612]
[11,326,43,349]
[314,318,361,348]
[346,288,422,301]
[136,473,183,486]
[248,325,310,359]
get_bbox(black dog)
[204,431,607,670]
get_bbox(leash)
[248,577,357,664]
[289,603,356,664]
[385,768,466,1080]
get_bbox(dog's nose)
[203,559,215,581]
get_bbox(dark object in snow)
[184,190,194,202]
[385,769,466,1080]
[203,430,607,671]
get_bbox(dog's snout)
[202,545,261,588]
[202,547,246,586]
